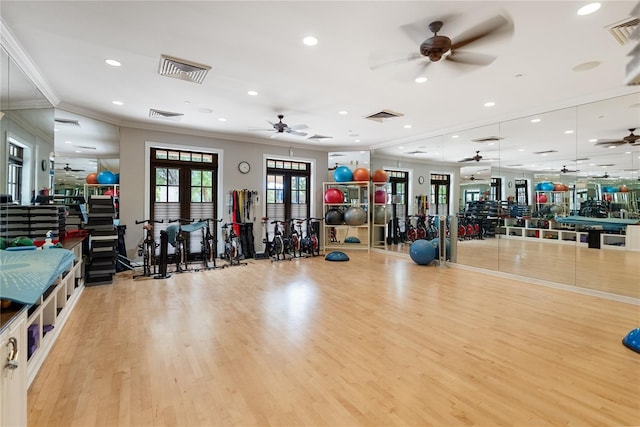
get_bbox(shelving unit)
[323,181,370,251]
[371,182,389,248]
[534,190,569,216]
[498,217,631,250]
[25,240,84,386]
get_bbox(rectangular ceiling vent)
[75,145,96,150]
[149,109,184,122]
[606,17,639,46]
[308,134,333,140]
[472,136,503,143]
[364,109,404,122]
[54,118,80,127]
[533,150,558,155]
[158,54,211,84]
[405,150,428,155]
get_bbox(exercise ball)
[352,167,370,182]
[540,182,555,191]
[554,183,564,191]
[536,194,548,203]
[372,169,388,183]
[333,166,353,183]
[374,189,387,204]
[373,205,388,224]
[97,170,116,184]
[409,239,436,265]
[430,238,451,260]
[324,188,345,204]
[114,173,120,184]
[604,194,612,202]
[620,186,629,192]
[343,206,367,226]
[86,173,98,184]
[534,183,542,191]
[325,208,344,225]
[603,186,615,193]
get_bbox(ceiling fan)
[55,163,85,172]
[459,151,485,162]
[595,128,640,147]
[560,165,579,173]
[371,15,513,72]
[593,172,612,179]
[250,114,308,138]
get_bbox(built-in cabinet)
[0,309,27,427]
[371,182,389,248]
[323,181,370,251]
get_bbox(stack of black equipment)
[85,195,117,285]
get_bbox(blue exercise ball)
[333,166,353,183]
[97,170,116,184]
[430,238,451,260]
[622,328,640,353]
[409,239,436,265]
[540,182,555,191]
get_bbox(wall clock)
[41,159,48,171]
[418,176,425,184]
[238,161,250,174]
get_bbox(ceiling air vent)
[75,145,96,150]
[55,118,80,127]
[364,109,404,122]
[606,17,639,46]
[533,150,558,155]
[158,54,211,84]
[472,136,503,143]
[405,150,428,155]
[149,109,184,122]
[307,134,333,140]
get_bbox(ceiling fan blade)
[249,127,275,132]
[446,51,497,66]
[369,52,422,70]
[450,14,513,51]
[290,124,308,131]
[288,130,308,137]
[459,158,474,162]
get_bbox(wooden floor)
[390,237,640,299]
[28,252,640,426]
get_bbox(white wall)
[118,126,328,257]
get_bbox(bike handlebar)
[168,218,194,224]
[135,219,164,224]
[197,217,223,223]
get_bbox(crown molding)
[0,17,60,106]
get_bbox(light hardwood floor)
[28,252,639,426]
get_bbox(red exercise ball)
[374,190,387,204]
[372,169,388,183]
[352,167,370,182]
[536,194,547,204]
[324,188,345,204]
[604,194,612,202]
[86,173,98,184]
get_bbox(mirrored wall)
[371,92,639,299]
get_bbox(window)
[490,177,502,201]
[430,174,450,215]
[515,179,528,205]
[7,143,24,204]
[385,170,409,223]
[266,159,310,236]
[150,148,218,258]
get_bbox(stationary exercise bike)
[198,217,223,270]
[134,218,163,277]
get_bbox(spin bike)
[300,217,322,257]
[134,218,163,277]
[270,220,292,261]
[198,217,224,270]
[167,218,193,273]
[221,222,247,266]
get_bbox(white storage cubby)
[323,181,370,251]
[371,182,389,248]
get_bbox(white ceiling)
[1,1,639,179]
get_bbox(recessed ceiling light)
[303,36,318,46]
[451,135,459,139]
[541,153,548,156]
[530,118,541,123]
[65,140,73,144]
[518,148,525,152]
[415,76,428,83]
[198,108,213,114]
[564,130,574,134]
[487,142,495,146]
[354,139,360,143]
[398,146,404,150]
[338,110,348,115]
[54,128,59,132]
[105,59,121,67]
[572,61,601,72]
[608,145,616,149]
[184,100,191,104]
[589,138,598,143]
[577,2,601,15]
[625,151,631,154]
[404,124,412,129]
[247,90,258,96]
[218,117,227,122]
[484,101,495,107]
[112,100,123,106]
[75,150,82,153]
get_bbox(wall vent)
[54,118,80,127]
[364,109,404,122]
[149,109,184,121]
[606,17,639,46]
[158,54,211,84]
[472,136,503,143]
